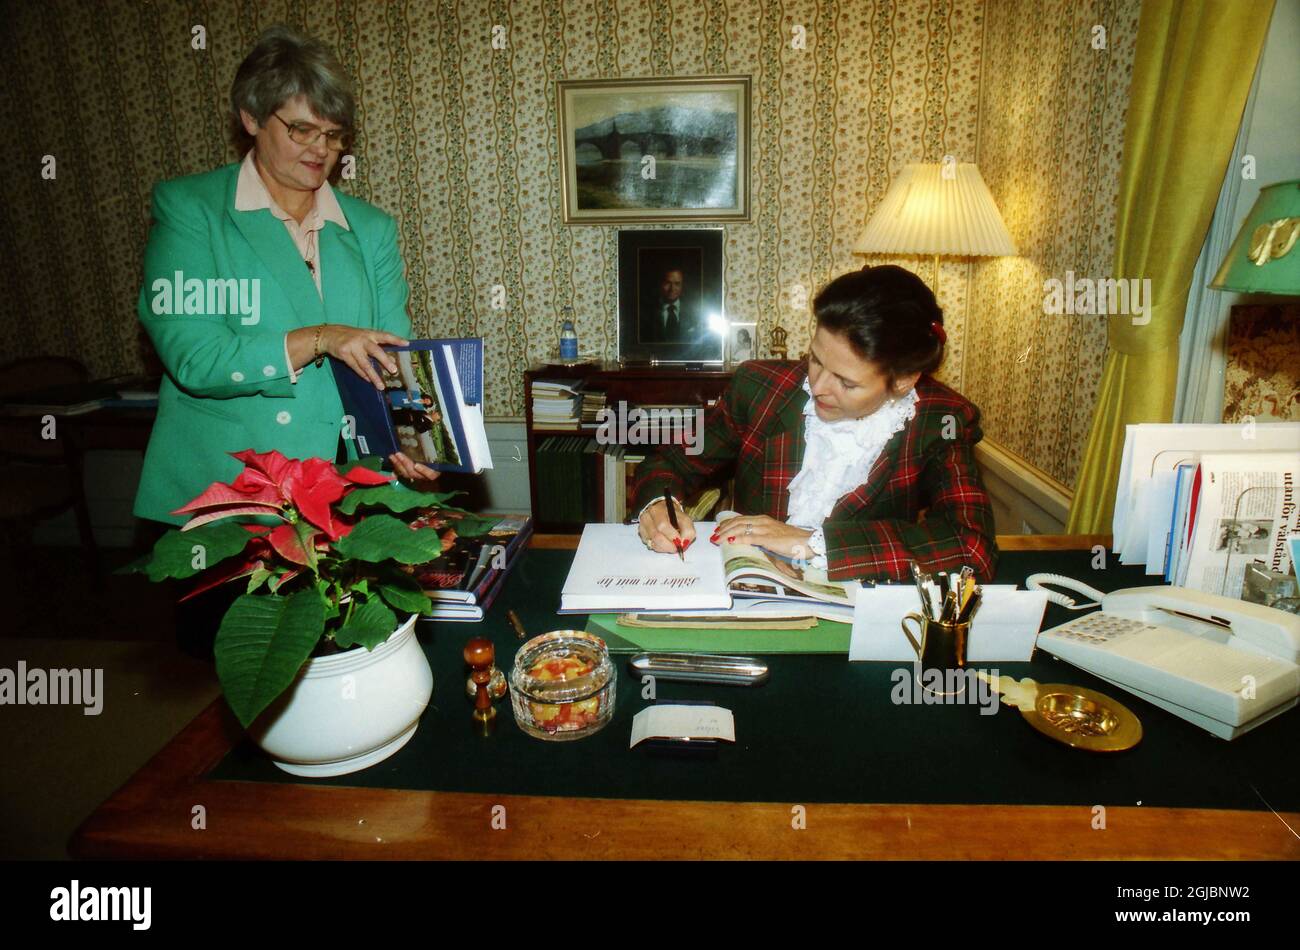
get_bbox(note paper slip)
[849,585,1048,662]
[629,704,736,747]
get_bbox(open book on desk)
[559,518,862,615]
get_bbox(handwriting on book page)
[595,575,701,590]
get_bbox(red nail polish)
[727,536,735,543]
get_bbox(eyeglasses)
[272,113,352,151]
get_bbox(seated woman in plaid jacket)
[632,265,999,583]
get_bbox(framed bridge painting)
[557,75,751,224]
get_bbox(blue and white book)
[333,338,492,474]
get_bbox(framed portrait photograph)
[558,75,751,224]
[727,321,757,367]
[617,228,725,364]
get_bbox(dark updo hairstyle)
[812,265,945,386]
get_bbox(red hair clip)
[930,321,947,344]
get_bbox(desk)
[71,536,1300,860]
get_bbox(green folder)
[585,613,851,654]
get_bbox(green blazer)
[133,162,412,525]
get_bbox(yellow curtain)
[1066,0,1274,534]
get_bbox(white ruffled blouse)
[786,378,918,568]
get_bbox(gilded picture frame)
[557,75,751,224]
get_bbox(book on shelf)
[595,443,647,524]
[333,338,492,474]
[530,377,583,427]
[559,515,862,614]
[580,388,607,427]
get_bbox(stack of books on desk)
[531,379,582,428]
[409,513,533,621]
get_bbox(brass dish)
[1020,683,1143,752]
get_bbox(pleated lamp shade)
[854,163,1016,257]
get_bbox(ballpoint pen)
[663,490,685,561]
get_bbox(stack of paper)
[1112,423,1300,591]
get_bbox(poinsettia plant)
[129,448,493,728]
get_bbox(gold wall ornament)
[768,325,789,360]
[1248,217,1300,266]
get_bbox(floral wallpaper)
[0,0,1138,488]
[1222,305,1300,424]
[966,0,1140,487]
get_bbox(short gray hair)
[230,25,355,146]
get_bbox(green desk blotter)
[586,613,851,653]
[205,548,1300,811]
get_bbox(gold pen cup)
[900,612,971,696]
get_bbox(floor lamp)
[853,162,1016,298]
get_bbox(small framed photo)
[617,228,725,364]
[557,75,751,224]
[727,322,757,366]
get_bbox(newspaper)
[1179,452,1300,597]
[1113,422,1300,564]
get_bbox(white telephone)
[1028,574,1300,740]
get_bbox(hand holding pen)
[637,492,696,558]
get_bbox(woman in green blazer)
[134,26,433,526]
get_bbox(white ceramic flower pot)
[247,614,431,777]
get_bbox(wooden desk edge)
[71,696,1300,861]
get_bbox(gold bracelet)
[312,323,326,368]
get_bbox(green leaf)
[268,569,300,592]
[336,484,466,515]
[334,596,398,651]
[214,588,326,728]
[454,515,498,538]
[136,522,258,582]
[341,456,384,473]
[316,579,340,621]
[246,566,273,594]
[334,515,445,564]
[378,583,433,616]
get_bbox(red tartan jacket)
[630,360,999,583]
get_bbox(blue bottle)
[559,309,578,360]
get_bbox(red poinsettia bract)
[173,448,391,540]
